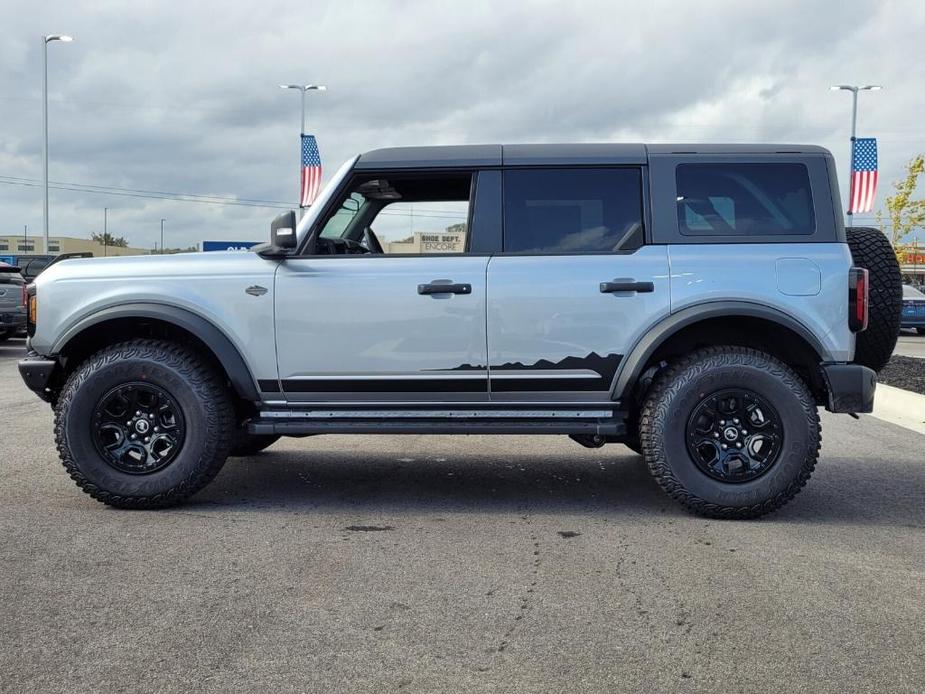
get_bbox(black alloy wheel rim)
[91,382,186,474]
[685,388,784,483]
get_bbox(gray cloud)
[1,0,923,250]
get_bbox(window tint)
[503,168,644,253]
[676,163,815,236]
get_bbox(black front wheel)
[55,339,235,508]
[640,346,820,519]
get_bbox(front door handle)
[418,281,472,296]
[599,279,655,294]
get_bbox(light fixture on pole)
[830,84,882,225]
[42,34,73,256]
[279,84,326,211]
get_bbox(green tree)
[91,232,129,248]
[881,154,925,246]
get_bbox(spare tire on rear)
[846,227,902,372]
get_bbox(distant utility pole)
[103,207,108,257]
[160,218,166,254]
[23,224,27,249]
[42,33,73,254]
[830,84,882,226]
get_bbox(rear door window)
[502,168,644,253]
[676,163,815,236]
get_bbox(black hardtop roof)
[355,143,831,169]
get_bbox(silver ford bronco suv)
[18,144,902,518]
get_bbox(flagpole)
[279,83,327,216]
[831,84,882,227]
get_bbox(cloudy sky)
[2,0,924,250]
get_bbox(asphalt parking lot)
[1,338,923,693]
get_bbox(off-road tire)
[846,227,902,372]
[54,339,234,508]
[230,432,280,457]
[640,346,820,519]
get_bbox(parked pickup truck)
[18,144,902,518]
[0,263,26,342]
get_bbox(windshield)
[295,155,359,242]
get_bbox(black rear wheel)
[640,346,820,519]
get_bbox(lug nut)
[733,418,740,424]
[713,432,720,438]
[135,411,141,416]
[721,443,728,450]
[144,437,150,443]
[154,427,160,433]
[719,419,725,425]
[741,430,748,435]
[148,413,155,419]
[130,434,137,440]
[736,442,742,448]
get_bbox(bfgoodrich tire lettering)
[54,339,234,508]
[640,346,820,519]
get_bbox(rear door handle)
[418,281,472,296]
[599,279,655,294]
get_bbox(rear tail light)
[848,267,868,332]
[21,284,27,307]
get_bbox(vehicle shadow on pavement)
[191,446,673,517]
[185,446,925,526]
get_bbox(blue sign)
[0,255,15,266]
[202,240,261,252]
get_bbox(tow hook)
[569,434,606,449]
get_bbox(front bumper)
[822,363,876,414]
[18,354,58,402]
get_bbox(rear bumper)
[822,363,876,414]
[0,311,26,331]
[18,355,58,402]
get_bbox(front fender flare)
[52,302,260,402]
[611,301,830,402]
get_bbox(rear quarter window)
[676,163,815,236]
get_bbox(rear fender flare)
[611,301,829,401]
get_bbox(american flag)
[300,134,322,207]
[848,137,878,214]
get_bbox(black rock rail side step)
[246,406,626,436]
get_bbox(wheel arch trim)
[51,302,260,402]
[611,301,830,401]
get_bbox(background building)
[0,235,147,257]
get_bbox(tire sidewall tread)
[54,338,234,509]
[640,346,821,519]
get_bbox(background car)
[901,284,925,334]
[0,262,27,342]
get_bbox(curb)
[869,383,925,436]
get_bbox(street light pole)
[103,207,108,257]
[831,84,882,226]
[279,84,326,211]
[160,218,166,254]
[42,34,73,255]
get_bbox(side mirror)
[270,210,298,250]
